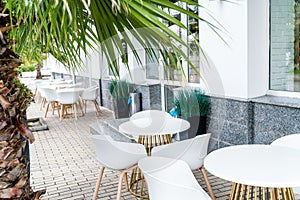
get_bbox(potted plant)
[109,80,134,118]
[174,88,210,138]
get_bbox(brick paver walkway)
[22,78,299,200]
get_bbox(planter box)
[186,115,207,138]
[113,98,129,119]
[21,71,36,78]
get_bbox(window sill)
[251,95,300,109]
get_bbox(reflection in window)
[270,0,300,92]
[162,0,183,81]
[188,1,200,83]
[164,52,183,81]
[146,48,159,80]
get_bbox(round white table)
[119,117,190,153]
[119,115,190,198]
[204,144,300,200]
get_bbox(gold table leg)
[230,183,295,200]
[128,134,172,199]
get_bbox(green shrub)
[174,88,210,118]
[17,64,36,72]
[109,80,134,99]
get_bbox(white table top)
[204,144,300,188]
[56,88,85,93]
[119,117,190,137]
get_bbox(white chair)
[68,82,84,88]
[271,134,300,194]
[37,86,47,111]
[56,89,83,120]
[151,133,215,199]
[80,86,101,116]
[138,156,211,200]
[34,80,49,100]
[42,88,60,118]
[91,135,147,200]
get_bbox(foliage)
[4,0,223,76]
[174,88,210,118]
[16,64,36,73]
[109,80,134,99]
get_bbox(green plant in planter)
[174,88,210,137]
[174,89,210,118]
[109,80,134,99]
[109,80,134,119]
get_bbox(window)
[162,0,183,82]
[146,48,159,80]
[270,0,300,92]
[188,2,200,83]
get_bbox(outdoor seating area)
[35,79,100,120]
[23,74,300,200]
[2,0,300,199]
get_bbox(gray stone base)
[207,95,300,152]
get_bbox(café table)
[119,116,190,154]
[204,144,300,200]
[119,115,190,198]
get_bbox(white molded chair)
[138,156,211,200]
[81,86,101,116]
[56,89,83,120]
[37,86,47,110]
[91,135,147,200]
[271,134,300,194]
[151,133,215,199]
[42,88,60,118]
[68,82,84,88]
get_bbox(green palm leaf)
[4,0,227,77]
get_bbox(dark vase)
[187,115,207,138]
[113,98,130,119]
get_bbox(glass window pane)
[146,48,159,80]
[270,0,298,91]
[188,2,200,83]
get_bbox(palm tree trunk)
[0,2,45,199]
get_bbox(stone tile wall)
[207,95,300,151]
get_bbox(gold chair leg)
[93,167,105,200]
[60,104,64,121]
[200,167,215,200]
[117,171,125,200]
[73,104,78,120]
[124,172,129,190]
[51,102,55,115]
[57,103,61,118]
[40,97,46,111]
[94,100,101,116]
[44,102,50,118]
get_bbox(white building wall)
[199,0,270,99]
[247,0,269,98]
[44,54,69,75]
[199,0,248,99]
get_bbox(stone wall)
[207,95,300,151]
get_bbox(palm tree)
[0,2,46,198]
[1,0,222,198]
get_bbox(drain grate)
[28,117,48,132]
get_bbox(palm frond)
[4,0,227,77]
